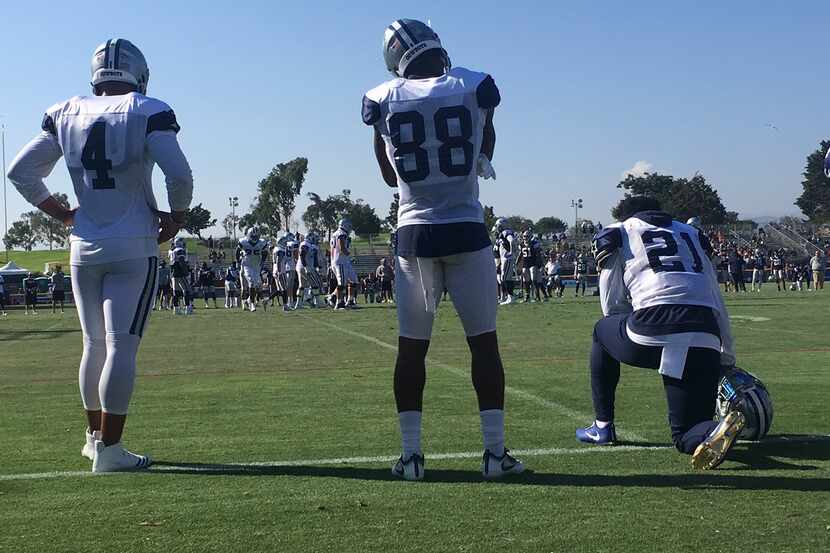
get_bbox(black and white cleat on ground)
[391,453,425,481]
[481,448,525,480]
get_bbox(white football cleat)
[481,449,525,480]
[391,453,425,481]
[92,441,152,473]
[499,296,514,306]
[81,429,101,461]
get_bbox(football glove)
[477,154,496,180]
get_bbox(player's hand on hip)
[157,211,180,244]
[477,153,496,180]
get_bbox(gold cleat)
[691,410,746,470]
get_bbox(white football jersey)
[46,94,188,242]
[7,92,193,265]
[239,238,268,271]
[296,239,313,270]
[596,216,720,311]
[497,230,516,259]
[169,246,187,264]
[330,229,351,265]
[363,67,500,228]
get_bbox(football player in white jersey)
[238,227,269,312]
[295,234,316,309]
[330,219,358,309]
[825,145,830,178]
[7,39,192,472]
[493,218,517,305]
[363,19,522,480]
[575,197,745,470]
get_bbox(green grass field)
[1,290,828,552]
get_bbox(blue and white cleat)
[392,453,425,481]
[481,449,525,479]
[576,422,617,445]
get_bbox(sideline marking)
[0,445,669,482]
[730,315,771,322]
[2,435,825,482]
[306,316,648,442]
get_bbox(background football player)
[224,261,241,309]
[7,38,192,472]
[170,241,192,315]
[155,259,172,311]
[330,218,357,309]
[493,218,517,305]
[577,196,744,470]
[295,233,315,309]
[573,252,588,297]
[198,262,218,308]
[363,19,523,480]
[238,227,268,312]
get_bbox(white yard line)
[2,435,825,481]
[306,316,648,442]
[0,444,670,482]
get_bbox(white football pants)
[71,257,158,415]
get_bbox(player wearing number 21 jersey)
[363,18,522,481]
[576,197,745,470]
[7,39,193,473]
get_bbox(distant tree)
[534,216,568,235]
[24,193,71,250]
[611,172,730,223]
[483,205,497,231]
[303,190,353,240]
[183,203,217,239]
[221,213,240,239]
[348,200,382,236]
[245,157,309,236]
[503,215,534,231]
[3,220,37,251]
[384,193,399,230]
[795,140,830,222]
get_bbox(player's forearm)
[374,129,398,187]
[7,132,63,206]
[37,196,74,226]
[481,110,496,161]
[147,131,193,212]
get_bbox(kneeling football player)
[363,19,523,480]
[576,196,745,470]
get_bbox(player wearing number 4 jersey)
[7,39,193,473]
[576,197,746,470]
[363,18,522,481]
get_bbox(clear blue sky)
[2,0,827,237]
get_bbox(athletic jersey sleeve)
[6,110,64,206]
[598,250,632,317]
[825,146,830,178]
[146,130,193,212]
[362,95,381,126]
[592,226,623,270]
[697,230,714,257]
[476,75,501,110]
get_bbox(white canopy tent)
[0,261,30,275]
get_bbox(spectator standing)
[811,251,825,291]
[50,265,67,313]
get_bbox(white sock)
[595,419,612,429]
[479,409,505,457]
[398,410,422,457]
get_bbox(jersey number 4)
[81,121,115,189]
[642,230,704,274]
[389,106,473,183]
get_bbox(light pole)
[571,198,583,233]
[229,196,238,243]
[2,120,7,262]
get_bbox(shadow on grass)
[151,434,830,491]
[0,329,79,341]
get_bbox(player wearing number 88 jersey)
[7,38,193,473]
[363,19,522,481]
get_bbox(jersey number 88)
[389,106,474,183]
